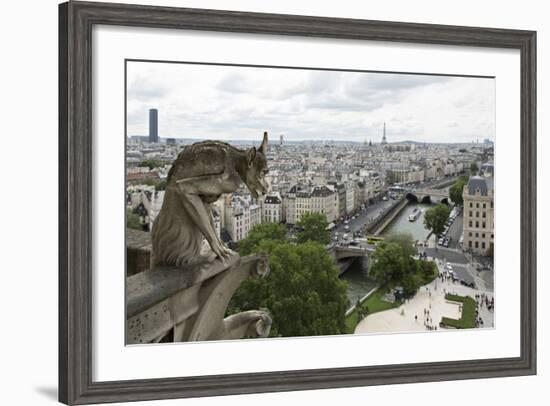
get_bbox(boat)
[408,208,421,222]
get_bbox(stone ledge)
[127,254,240,319]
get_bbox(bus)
[366,236,385,245]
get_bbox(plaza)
[355,260,494,334]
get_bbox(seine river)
[340,201,433,306]
[381,201,433,241]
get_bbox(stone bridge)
[405,188,450,204]
[327,244,374,275]
[330,244,373,261]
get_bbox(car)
[447,264,453,272]
[438,237,445,245]
[443,238,450,247]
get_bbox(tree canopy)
[469,162,479,175]
[229,240,348,337]
[138,177,167,191]
[238,223,287,256]
[369,233,437,297]
[369,233,415,287]
[126,208,143,231]
[296,212,331,245]
[139,159,163,170]
[424,204,450,236]
[449,175,469,206]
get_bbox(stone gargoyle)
[151,132,270,266]
[130,132,272,343]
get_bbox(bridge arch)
[406,193,432,204]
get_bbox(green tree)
[139,159,163,170]
[385,232,416,259]
[369,242,408,285]
[449,175,468,206]
[296,212,330,245]
[401,272,424,297]
[424,204,450,236]
[469,162,479,175]
[238,222,287,256]
[229,240,348,337]
[139,177,167,191]
[126,208,142,230]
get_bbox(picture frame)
[59,1,537,404]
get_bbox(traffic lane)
[447,213,463,249]
[474,269,494,291]
[350,200,397,233]
[424,247,469,264]
[447,263,475,286]
[332,199,396,235]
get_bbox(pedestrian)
[415,315,418,322]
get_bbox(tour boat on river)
[408,207,421,222]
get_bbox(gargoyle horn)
[260,131,268,154]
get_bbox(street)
[332,198,397,238]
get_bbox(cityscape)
[126,63,495,339]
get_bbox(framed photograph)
[59,1,537,404]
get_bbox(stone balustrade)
[126,228,272,343]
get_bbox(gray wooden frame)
[59,1,537,404]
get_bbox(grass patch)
[441,293,477,329]
[345,288,402,333]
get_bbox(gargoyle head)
[244,132,270,199]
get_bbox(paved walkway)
[354,261,494,334]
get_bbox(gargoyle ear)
[259,131,268,154]
[247,147,257,167]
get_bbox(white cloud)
[126,61,495,143]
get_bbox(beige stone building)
[462,176,494,255]
[285,184,337,225]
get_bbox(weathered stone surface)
[126,228,152,276]
[126,283,201,344]
[125,254,271,343]
[126,135,274,343]
[150,133,270,267]
[184,254,269,341]
[126,254,239,319]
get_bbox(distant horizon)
[126,134,494,145]
[127,61,496,144]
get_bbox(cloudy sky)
[127,61,495,144]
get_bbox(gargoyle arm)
[175,174,236,259]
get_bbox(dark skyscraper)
[149,109,158,143]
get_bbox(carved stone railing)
[126,251,272,344]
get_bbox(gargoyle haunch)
[151,132,270,267]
